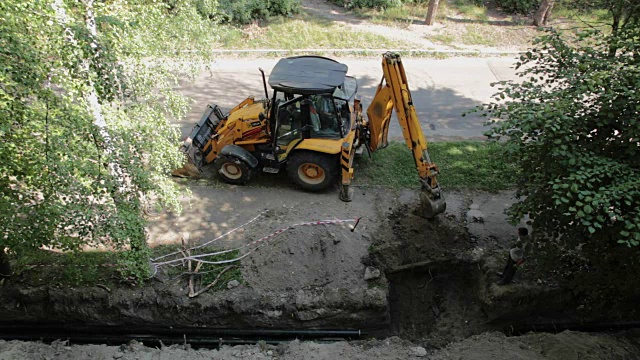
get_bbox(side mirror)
[259,112,265,121]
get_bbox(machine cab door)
[274,97,304,157]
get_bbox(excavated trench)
[0,199,638,348]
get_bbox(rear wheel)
[215,155,253,185]
[287,151,339,191]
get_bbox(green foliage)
[217,0,301,24]
[478,28,640,247]
[355,141,518,191]
[268,0,302,17]
[330,0,403,10]
[0,0,214,282]
[494,0,540,14]
[194,0,220,19]
[454,0,490,20]
[13,249,118,286]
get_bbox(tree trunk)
[52,0,132,198]
[533,0,555,26]
[425,0,440,26]
[0,247,10,276]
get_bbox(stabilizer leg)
[340,184,354,202]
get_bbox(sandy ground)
[146,183,519,295]
[300,0,536,53]
[1,330,639,359]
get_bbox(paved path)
[176,56,521,141]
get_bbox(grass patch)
[151,245,243,292]
[354,5,421,26]
[460,25,497,46]
[430,33,457,45]
[9,244,243,291]
[354,140,518,191]
[553,4,611,24]
[217,14,401,50]
[453,0,489,21]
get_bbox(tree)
[556,0,640,36]
[425,0,440,25]
[0,0,214,281]
[533,0,555,26]
[478,27,640,248]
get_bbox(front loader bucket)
[171,137,203,179]
[172,161,201,178]
[419,182,446,219]
[171,104,226,179]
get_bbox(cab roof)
[268,56,348,95]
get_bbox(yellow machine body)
[177,53,445,218]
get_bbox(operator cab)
[266,56,357,151]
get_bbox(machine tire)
[215,155,253,185]
[287,151,339,192]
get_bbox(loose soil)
[1,330,639,359]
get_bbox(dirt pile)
[2,330,639,360]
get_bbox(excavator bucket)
[419,181,446,219]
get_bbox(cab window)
[275,98,303,146]
[309,95,341,139]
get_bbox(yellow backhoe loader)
[175,52,446,218]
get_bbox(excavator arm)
[366,52,446,218]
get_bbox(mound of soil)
[1,330,639,359]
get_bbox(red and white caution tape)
[151,217,361,269]
[150,210,267,262]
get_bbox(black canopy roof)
[268,56,348,95]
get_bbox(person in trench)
[498,227,531,285]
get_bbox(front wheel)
[215,155,253,185]
[287,151,339,192]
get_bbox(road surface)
[176,56,521,141]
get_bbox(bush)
[478,28,640,248]
[268,0,301,16]
[494,0,540,14]
[194,0,219,19]
[218,0,301,24]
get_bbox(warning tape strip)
[151,217,361,268]
[245,219,358,248]
[25,217,362,272]
[23,263,119,268]
[150,210,267,262]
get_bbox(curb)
[185,49,524,56]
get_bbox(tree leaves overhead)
[0,0,214,280]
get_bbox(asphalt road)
[176,56,521,141]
